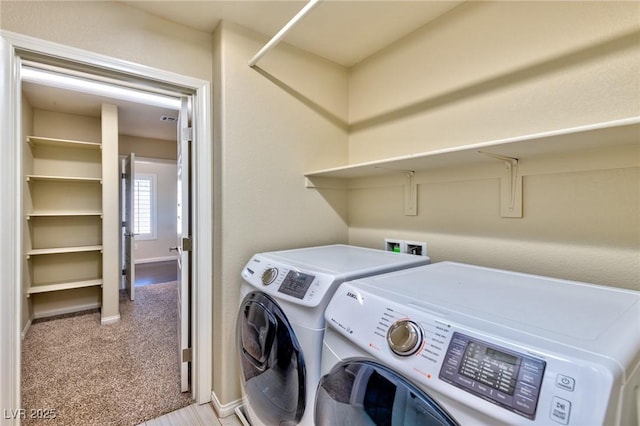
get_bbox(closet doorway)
[21,62,191,406]
[0,31,213,416]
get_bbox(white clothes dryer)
[236,244,429,426]
[318,261,640,426]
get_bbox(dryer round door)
[315,359,459,426]
[237,291,306,425]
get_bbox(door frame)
[0,30,213,419]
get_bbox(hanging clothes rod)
[248,0,322,67]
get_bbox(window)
[134,173,157,240]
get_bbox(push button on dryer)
[550,396,571,425]
[556,375,575,392]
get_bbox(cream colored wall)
[348,1,640,161]
[0,1,212,81]
[346,1,640,289]
[119,135,177,161]
[212,22,349,404]
[33,109,101,143]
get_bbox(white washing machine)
[318,261,640,426]
[236,244,430,425]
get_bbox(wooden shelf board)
[26,175,102,183]
[27,136,101,149]
[305,118,640,180]
[27,278,103,295]
[28,211,103,218]
[27,245,103,256]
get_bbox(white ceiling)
[23,81,180,141]
[121,0,463,68]
[22,0,463,141]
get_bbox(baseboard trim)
[234,404,251,426]
[33,303,101,320]
[135,256,177,265]
[101,314,121,325]
[210,391,243,418]
[21,318,32,340]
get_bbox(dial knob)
[261,267,278,286]
[387,320,423,356]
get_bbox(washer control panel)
[325,282,616,425]
[278,269,316,299]
[241,255,334,307]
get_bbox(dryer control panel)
[439,332,546,420]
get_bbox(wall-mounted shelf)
[26,175,102,183]
[305,118,639,180]
[27,245,103,257]
[27,278,103,296]
[304,117,640,217]
[27,135,101,150]
[27,211,103,219]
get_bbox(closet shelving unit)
[25,135,104,297]
[304,117,640,217]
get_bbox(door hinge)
[121,269,126,276]
[121,173,126,179]
[182,237,193,252]
[182,127,193,142]
[182,348,192,362]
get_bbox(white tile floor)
[139,403,243,426]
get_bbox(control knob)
[387,319,423,356]
[261,267,278,286]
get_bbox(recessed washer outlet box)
[384,239,405,253]
[406,241,427,256]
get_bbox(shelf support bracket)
[404,171,417,216]
[477,151,522,218]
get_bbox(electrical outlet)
[405,241,427,256]
[384,238,405,253]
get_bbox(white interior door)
[123,153,136,301]
[176,97,192,393]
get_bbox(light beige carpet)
[21,281,192,425]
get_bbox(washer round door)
[315,359,458,426]
[237,291,306,425]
